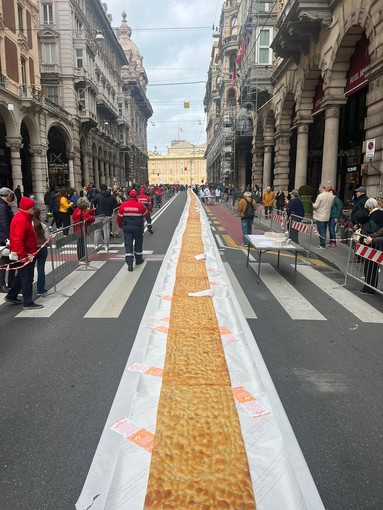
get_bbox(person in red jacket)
[71,197,95,263]
[117,189,148,271]
[4,196,44,310]
[137,186,153,233]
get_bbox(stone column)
[82,152,90,187]
[30,144,47,204]
[68,158,75,188]
[262,144,274,190]
[295,121,311,189]
[273,131,290,189]
[321,106,341,186]
[252,143,264,188]
[99,159,105,185]
[6,137,23,191]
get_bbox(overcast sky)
[106,0,221,154]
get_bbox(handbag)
[352,227,361,244]
[67,206,75,215]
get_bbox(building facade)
[206,0,383,204]
[204,0,277,190]
[0,1,151,202]
[148,140,207,186]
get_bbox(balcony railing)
[41,63,60,74]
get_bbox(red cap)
[20,196,35,211]
[129,189,137,197]
[140,187,146,193]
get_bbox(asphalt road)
[1,191,382,510]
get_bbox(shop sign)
[365,138,376,159]
[345,33,370,96]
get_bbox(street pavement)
[1,192,382,510]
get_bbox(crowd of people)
[1,179,383,309]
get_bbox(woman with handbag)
[57,188,74,235]
[71,198,95,263]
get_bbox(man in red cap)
[4,196,44,309]
[137,186,153,234]
[117,189,148,271]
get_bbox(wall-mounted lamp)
[7,103,14,111]
[212,30,220,39]
[95,32,105,41]
[104,121,109,126]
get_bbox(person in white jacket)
[312,185,334,248]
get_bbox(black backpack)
[243,198,255,219]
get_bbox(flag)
[183,101,190,108]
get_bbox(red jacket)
[137,193,153,213]
[117,198,148,229]
[72,208,95,234]
[9,210,38,260]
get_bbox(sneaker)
[0,285,10,293]
[317,245,326,250]
[22,303,44,310]
[136,259,144,265]
[328,243,336,247]
[360,287,375,295]
[128,264,133,272]
[4,296,23,304]
[37,290,48,296]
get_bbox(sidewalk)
[207,200,351,273]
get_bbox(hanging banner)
[345,33,370,96]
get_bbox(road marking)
[251,263,326,321]
[214,234,224,248]
[297,265,383,323]
[16,261,106,318]
[84,262,147,318]
[223,262,257,319]
[222,234,237,248]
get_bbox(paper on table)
[126,364,164,377]
[194,253,206,260]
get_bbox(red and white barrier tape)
[291,221,309,234]
[0,235,55,271]
[355,243,383,264]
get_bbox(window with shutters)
[20,58,27,90]
[18,4,24,32]
[46,85,59,103]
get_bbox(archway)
[0,113,12,188]
[47,126,69,189]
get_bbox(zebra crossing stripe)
[84,262,147,318]
[297,265,383,323]
[223,262,257,319]
[250,263,326,321]
[16,261,106,318]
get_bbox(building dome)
[118,12,143,69]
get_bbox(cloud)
[105,0,217,152]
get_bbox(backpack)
[254,191,261,203]
[243,198,255,219]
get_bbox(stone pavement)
[205,200,352,274]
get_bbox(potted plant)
[298,184,313,215]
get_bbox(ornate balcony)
[272,0,332,63]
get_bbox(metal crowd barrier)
[344,240,383,295]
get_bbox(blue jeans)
[316,221,328,247]
[35,246,48,293]
[241,219,253,245]
[328,217,336,244]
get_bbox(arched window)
[227,88,236,107]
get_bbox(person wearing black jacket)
[0,187,15,291]
[93,184,118,249]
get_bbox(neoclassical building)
[148,141,207,186]
[206,0,383,204]
[0,1,152,202]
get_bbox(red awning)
[345,33,370,96]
